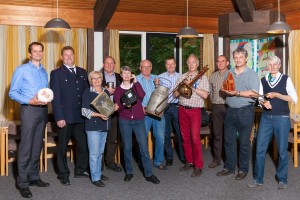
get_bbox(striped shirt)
[136,74,157,107]
[158,71,181,103]
[81,86,107,119]
[209,70,229,104]
[176,71,209,108]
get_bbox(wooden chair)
[200,126,210,149]
[288,122,300,168]
[43,122,74,172]
[1,123,42,176]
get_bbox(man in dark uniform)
[50,46,89,186]
[101,56,122,172]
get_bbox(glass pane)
[148,35,177,75]
[182,38,203,73]
[119,34,142,75]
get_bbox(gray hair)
[88,71,103,83]
[233,47,248,58]
[121,65,132,73]
[266,55,281,66]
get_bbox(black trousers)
[211,104,227,163]
[104,114,118,165]
[57,123,88,178]
[17,105,47,189]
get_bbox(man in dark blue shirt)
[9,42,50,198]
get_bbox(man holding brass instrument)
[137,60,167,170]
[159,58,185,166]
[174,54,209,177]
[217,47,259,180]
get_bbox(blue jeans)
[254,115,290,184]
[86,131,107,182]
[164,104,185,161]
[119,119,153,177]
[144,115,165,166]
[224,105,255,172]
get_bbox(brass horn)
[176,65,209,99]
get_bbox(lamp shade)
[267,21,291,34]
[44,18,71,29]
[177,26,198,38]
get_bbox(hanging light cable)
[177,0,198,38]
[267,0,291,34]
[45,0,71,29]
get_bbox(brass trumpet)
[154,65,209,116]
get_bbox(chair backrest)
[8,123,21,136]
[294,122,300,142]
[46,121,58,133]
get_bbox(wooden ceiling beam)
[233,0,255,22]
[94,0,119,31]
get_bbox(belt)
[180,105,195,109]
[22,104,48,108]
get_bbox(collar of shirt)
[90,86,105,94]
[104,71,115,77]
[265,72,281,82]
[64,64,76,72]
[28,60,44,70]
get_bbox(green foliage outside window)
[148,36,176,75]
[119,35,141,75]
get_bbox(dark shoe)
[278,182,287,189]
[145,175,160,184]
[92,180,105,187]
[217,169,235,176]
[154,164,167,170]
[191,168,203,177]
[124,174,133,182]
[248,181,263,188]
[235,172,247,180]
[166,159,173,166]
[74,171,90,178]
[208,161,221,168]
[29,178,50,187]
[101,175,109,181]
[180,163,193,171]
[106,163,122,172]
[59,176,70,186]
[19,187,32,198]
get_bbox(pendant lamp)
[45,0,71,29]
[267,0,291,34]
[177,0,198,38]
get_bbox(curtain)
[109,30,120,73]
[202,34,215,78]
[202,34,215,109]
[288,31,300,115]
[0,25,87,122]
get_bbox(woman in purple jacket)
[114,66,159,184]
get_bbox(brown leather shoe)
[191,168,203,177]
[180,163,193,171]
[235,172,247,180]
[208,161,221,168]
[216,169,235,176]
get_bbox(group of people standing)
[8,42,298,199]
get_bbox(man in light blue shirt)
[158,58,185,166]
[136,60,166,170]
[9,42,49,198]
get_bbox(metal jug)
[145,85,169,118]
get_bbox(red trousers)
[178,106,203,169]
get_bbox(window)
[119,31,203,75]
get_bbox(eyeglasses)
[91,77,102,81]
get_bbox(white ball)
[37,88,54,103]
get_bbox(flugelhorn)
[176,65,209,99]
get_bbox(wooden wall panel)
[107,12,218,33]
[0,5,93,28]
